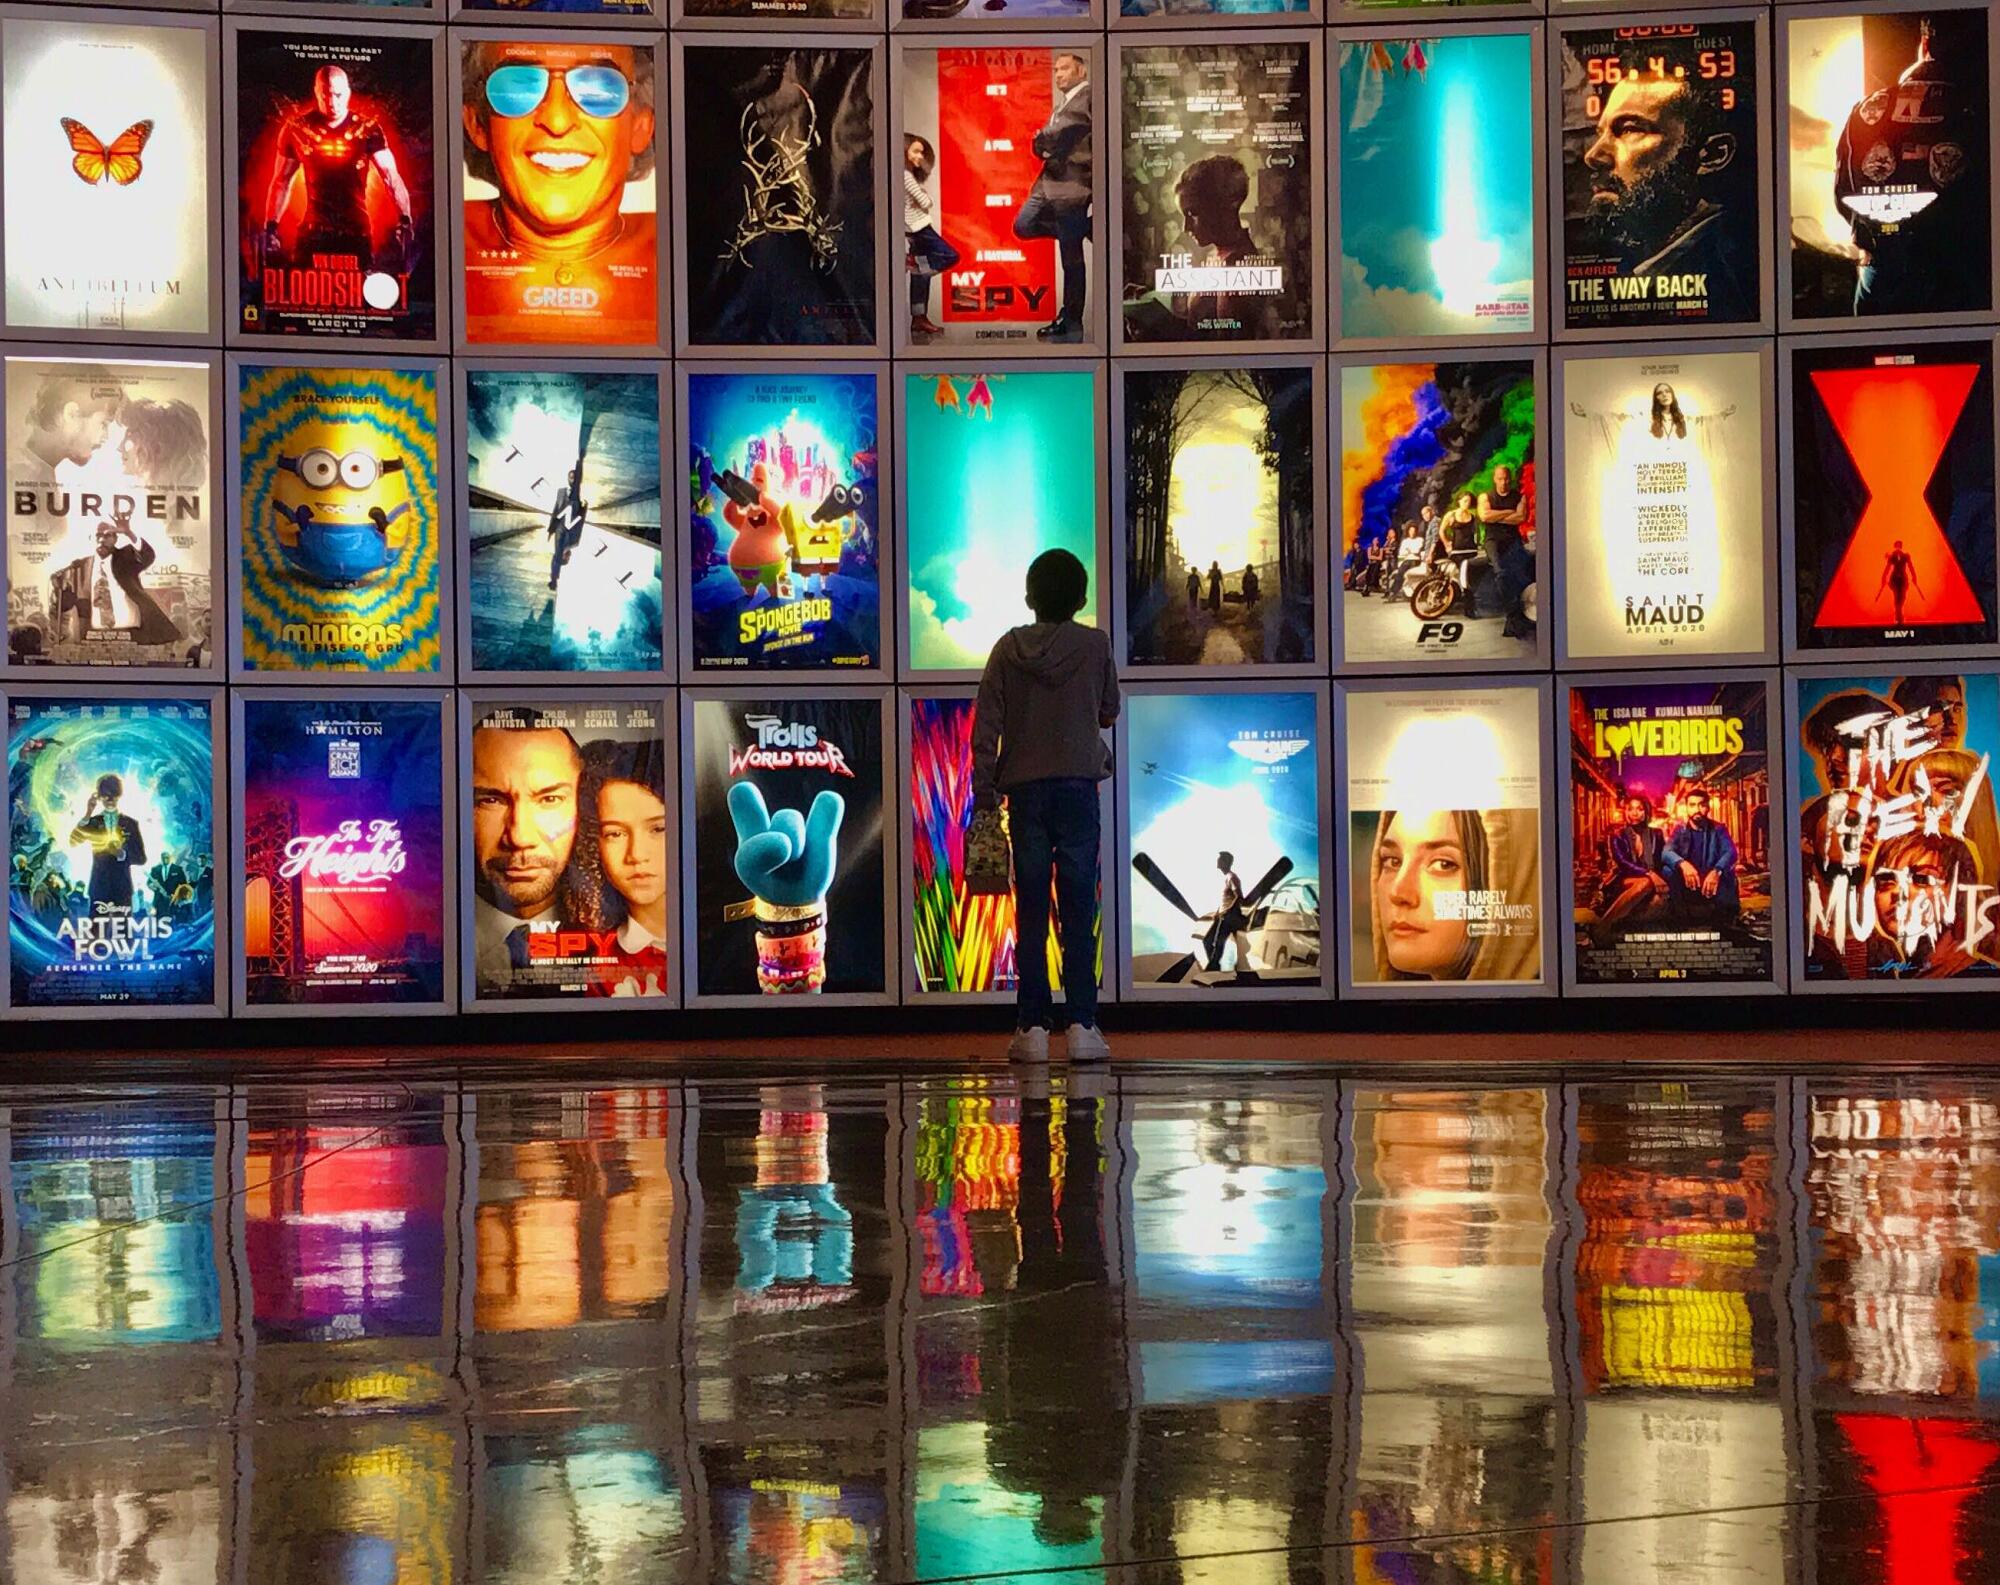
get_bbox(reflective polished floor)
[3,1068,1998,1583]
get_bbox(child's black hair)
[1025,548,1088,622]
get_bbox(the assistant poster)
[8,695,216,1009]
[691,695,886,997]
[6,357,213,669]
[240,694,446,1006]
[1568,678,1773,986]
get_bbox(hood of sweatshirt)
[995,621,1102,684]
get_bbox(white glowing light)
[1167,440,1273,570]
[1428,77,1502,313]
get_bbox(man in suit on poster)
[1013,51,1092,343]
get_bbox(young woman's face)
[598,780,667,911]
[1374,809,1472,978]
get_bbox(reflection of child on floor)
[905,136,958,341]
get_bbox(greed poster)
[686,371,881,672]
[235,30,437,343]
[1345,685,1544,986]
[1126,690,1321,990]
[465,369,662,674]
[691,696,886,998]
[8,696,215,1009]
[470,700,668,1002]
[1,18,211,338]
[1797,671,2000,981]
[240,695,446,1006]
[1337,33,1536,340]
[1558,21,1762,332]
[904,369,1098,673]
[1568,679,1773,986]
[1118,42,1312,346]
[1339,359,1537,665]
[237,363,443,674]
[461,38,660,348]
[680,46,877,349]
[6,358,213,669]
[1787,8,1990,322]
[1791,339,1996,652]
[1562,349,1765,660]
[1123,365,1314,667]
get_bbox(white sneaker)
[1007,1026,1050,1061]
[1065,1023,1111,1063]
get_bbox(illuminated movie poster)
[680,45,877,349]
[1790,339,1996,652]
[1797,670,2000,981]
[7,696,216,1009]
[1558,20,1762,332]
[1,17,211,338]
[900,47,1093,349]
[237,363,443,674]
[1345,685,1544,987]
[1337,32,1536,340]
[465,368,662,674]
[1339,359,1537,666]
[469,699,669,1002]
[904,369,1098,673]
[1126,690,1321,990]
[687,0,871,19]
[1118,42,1312,347]
[902,0,1086,23]
[1568,679,1773,986]
[691,695,887,998]
[465,0,652,16]
[1561,348,1766,660]
[1122,364,1314,667]
[240,694,446,1006]
[1123,0,1304,15]
[235,29,437,343]
[1787,7,1991,322]
[687,372,880,673]
[5,358,213,670]
[461,37,660,349]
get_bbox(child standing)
[905,135,960,341]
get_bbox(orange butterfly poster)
[1,17,212,336]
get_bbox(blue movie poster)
[8,695,216,1007]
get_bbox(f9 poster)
[686,371,881,672]
[1787,8,1991,322]
[1561,348,1766,660]
[1125,690,1321,991]
[1339,358,1538,666]
[460,37,661,349]
[1336,32,1536,340]
[1345,685,1545,987]
[1790,339,1996,653]
[690,695,887,999]
[679,45,878,349]
[239,695,446,1006]
[464,368,662,675]
[235,29,437,343]
[2,17,212,338]
[903,369,1098,673]
[8,696,216,1009]
[1568,679,1773,986]
[1117,42,1313,347]
[237,362,444,674]
[1797,670,2000,981]
[1121,364,1314,668]
[469,699,668,1002]
[900,48,1093,349]
[1558,20,1763,332]
[6,358,213,670]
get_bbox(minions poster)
[236,363,444,674]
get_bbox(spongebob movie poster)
[237,363,443,674]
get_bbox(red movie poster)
[936,50,1056,330]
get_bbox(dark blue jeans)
[908,225,960,314]
[1007,777,1100,1031]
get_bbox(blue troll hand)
[729,782,845,908]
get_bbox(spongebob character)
[720,462,792,602]
[269,417,412,587]
[785,481,858,596]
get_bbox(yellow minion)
[270,414,413,587]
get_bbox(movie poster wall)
[1566,675,1775,989]
[1343,682,1547,991]
[685,369,882,673]
[6,357,215,671]
[467,696,670,1005]
[2,15,214,340]
[688,692,889,1001]
[237,693,448,1009]
[7,693,219,1012]
[1796,668,2000,984]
